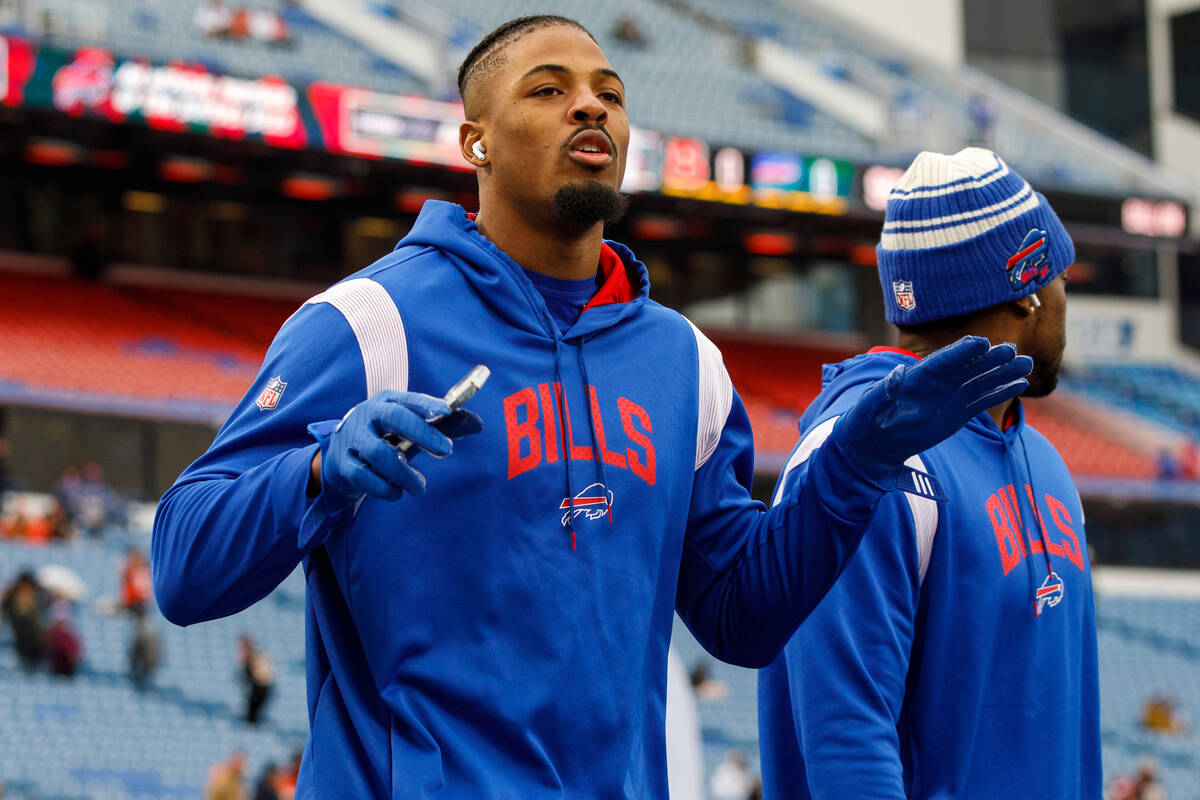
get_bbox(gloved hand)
[833,336,1032,486]
[318,391,483,502]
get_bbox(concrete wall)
[1148,0,1200,195]
[802,0,965,66]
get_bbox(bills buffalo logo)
[256,376,287,411]
[1035,571,1064,617]
[52,48,115,114]
[560,482,614,526]
[892,280,916,311]
[1007,228,1052,290]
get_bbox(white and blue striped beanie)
[877,147,1073,325]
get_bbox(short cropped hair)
[457,15,596,117]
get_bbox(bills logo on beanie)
[876,148,1073,325]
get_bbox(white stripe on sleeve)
[903,454,938,586]
[306,278,409,396]
[771,416,839,507]
[772,417,939,586]
[685,319,734,470]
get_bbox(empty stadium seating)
[671,584,1200,799]
[1063,362,1200,442]
[706,332,1160,480]
[0,264,1164,479]
[0,268,294,421]
[17,0,430,96]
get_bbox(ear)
[459,122,487,167]
[1012,296,1038,317]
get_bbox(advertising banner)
[1,34,870,217]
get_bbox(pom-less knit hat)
[876,147,1073,325]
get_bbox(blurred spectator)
[1105,757,1167,800]
[252,752,300,800]
[196,0,233,36]
[611,14,646,47]
[1155,448,1179,480]
[0,430,13,512]
[120,547,153,614]
[55,462,124,538]
[1179,440,1200,481]
[1141,694,1188,735]
[0,494,54,542]
[45,601,82,677]
[710,750,756,800]
[248,6,289,43]
[129,604,162,691]
[968,93,995,148]
[206,750,248,800]
[689,662,730,701]
[53,466,83,521]
[239,634,275,725]
[274,751,301,799]
[2,570,46,670]
[252,763,281,800]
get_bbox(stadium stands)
[0,533,308,800]
[1064,362,1200,441]
[707,331,1161,480]
[4,530,1199,798]
[0,266,293,421]
[8,0,1185,199]
[0,262,1166,479]
[671,582,1200,799]
[15,0,432,95]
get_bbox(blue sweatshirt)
[152,201,888,799]
[758,348,1101,800]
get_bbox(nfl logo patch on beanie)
[875,148,1074,326]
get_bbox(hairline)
[458,17,597,118]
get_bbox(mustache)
[562,124,616,154]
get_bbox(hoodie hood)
[397,200,650,342]
[817,348,1023,445]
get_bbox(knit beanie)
[876,147,1073,325]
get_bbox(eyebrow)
[519,63,625,86]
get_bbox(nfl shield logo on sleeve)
[256,376,287,411]
[893,280,916,311]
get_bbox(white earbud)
[472,142,487,160]
[1029,294,1042,311]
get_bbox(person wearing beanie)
[758,147,1101,800]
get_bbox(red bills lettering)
[539,383,559,464]
[558,383,594,463]
[590,386,628,469]
[985,484,1085,574]
[505,388,541,479]
[986,493,1022,575]
[1046,494,1084,570]
[504,384,656,486]
[618,397,656,486]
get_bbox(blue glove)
[318,391,483,502]
[833,336,1032,487]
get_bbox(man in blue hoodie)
[152,17,1032,799]
[758,148,1101,800]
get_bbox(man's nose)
[570,93,607,124]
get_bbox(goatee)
[552,181,629,233]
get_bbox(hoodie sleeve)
[151,301,368,626]
[674,331,891,668]
[768,460,926,799]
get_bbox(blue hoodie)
[152,201,889,799]
[758,348,1101,800]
